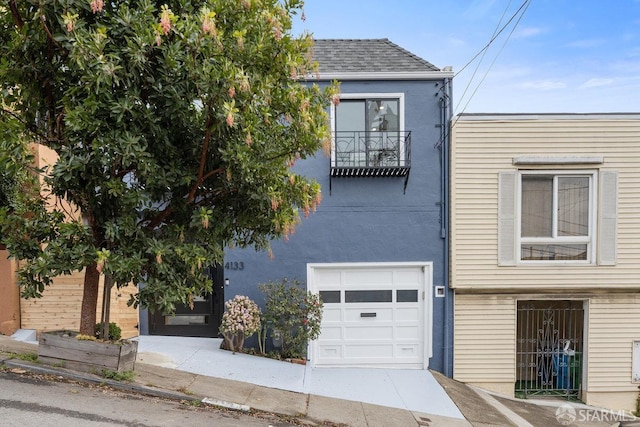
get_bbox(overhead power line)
[455,0,532,78]
[455,0,532,116]
[454,0,531,117]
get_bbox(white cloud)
[565,39,605,48]
[580,78,614,88]
[522,80,567,90]
[513,27,547,39]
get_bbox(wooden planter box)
[38,330,137,374]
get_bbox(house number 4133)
[225,261,244,271]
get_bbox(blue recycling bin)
[553,353,570,389]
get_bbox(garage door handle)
[360,312,376,318]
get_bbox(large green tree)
[0,0,336,336]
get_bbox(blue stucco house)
[146,39,454,375]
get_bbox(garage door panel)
[310,263,430,369]
[322,308,342,322]
[395,269,424,284]
[316,269,341,283]
[344,270,393,285]
[344,307,393,321]
[397,325,421,339]
[344,344,395,358]
[320,327,343,340]
[344,326,394,340]
[397,344,420,357]
[318,346,342,359]
[396,307,420,321]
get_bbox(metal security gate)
[516,300,584,400]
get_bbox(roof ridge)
[311,39,441,75]
[379,39,438,71]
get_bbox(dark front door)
[149,265,224,337]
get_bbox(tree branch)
[39,13,63,52]
[8,1,24,30]
[145,206,173,230]
[187,111,225,202]
[198,115,212,184]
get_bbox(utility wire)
[455,0,532,117]
[455,0,513,114]
[454,0,531,78]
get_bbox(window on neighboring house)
[498,169,618,266]
[332,94,409,170]
[520,173,592,261]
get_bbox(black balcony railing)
[330,131,412,193]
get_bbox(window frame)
[330,93,405,166]
[516,169,598,265]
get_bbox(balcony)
[332,131,411,175]
[330,131,412,193]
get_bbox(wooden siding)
[453,294,516,383]
[587,295,640,393]
[20,271,139,338]
[20,273,83,333]
[451,117,640,291]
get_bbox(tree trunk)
[79,262,100,335]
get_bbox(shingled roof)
[312,39,441,75]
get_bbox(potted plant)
[38,323,136,374]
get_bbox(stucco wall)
[0,248,20,335]
[222,78,452,373]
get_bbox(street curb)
[202,397,251,412]
[2,358,197,403]
[2,357,258,416]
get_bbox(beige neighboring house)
[450,113,640,412]
[0,143,138,339]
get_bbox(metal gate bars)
[516,300,584,399]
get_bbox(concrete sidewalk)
[134,336,462,418]
[0,334,469,426]
[1,334,632,426]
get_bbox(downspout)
[437,76,453,377]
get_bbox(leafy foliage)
[0,131,41,245]
[95,322,122,341]
[0,1,337,334]
[259,278,323,359]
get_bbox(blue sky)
[292,0,640,114]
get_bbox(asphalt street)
[0,369,298,427]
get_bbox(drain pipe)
[437,76,453,377]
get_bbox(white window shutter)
[498,171,517,266]
[598,171,618,265]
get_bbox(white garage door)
[308,262,432,369]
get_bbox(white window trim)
[516,169,598,265]
[330,93,405,165]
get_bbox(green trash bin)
[569,352,582,389]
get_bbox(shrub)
[259,278,323,359]
[220,295,261,353]
[95,322,122,341]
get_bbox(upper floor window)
[520,172,594,262]
[336,98,400,134]
[498,169,618,266]
[330,93,410,177]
